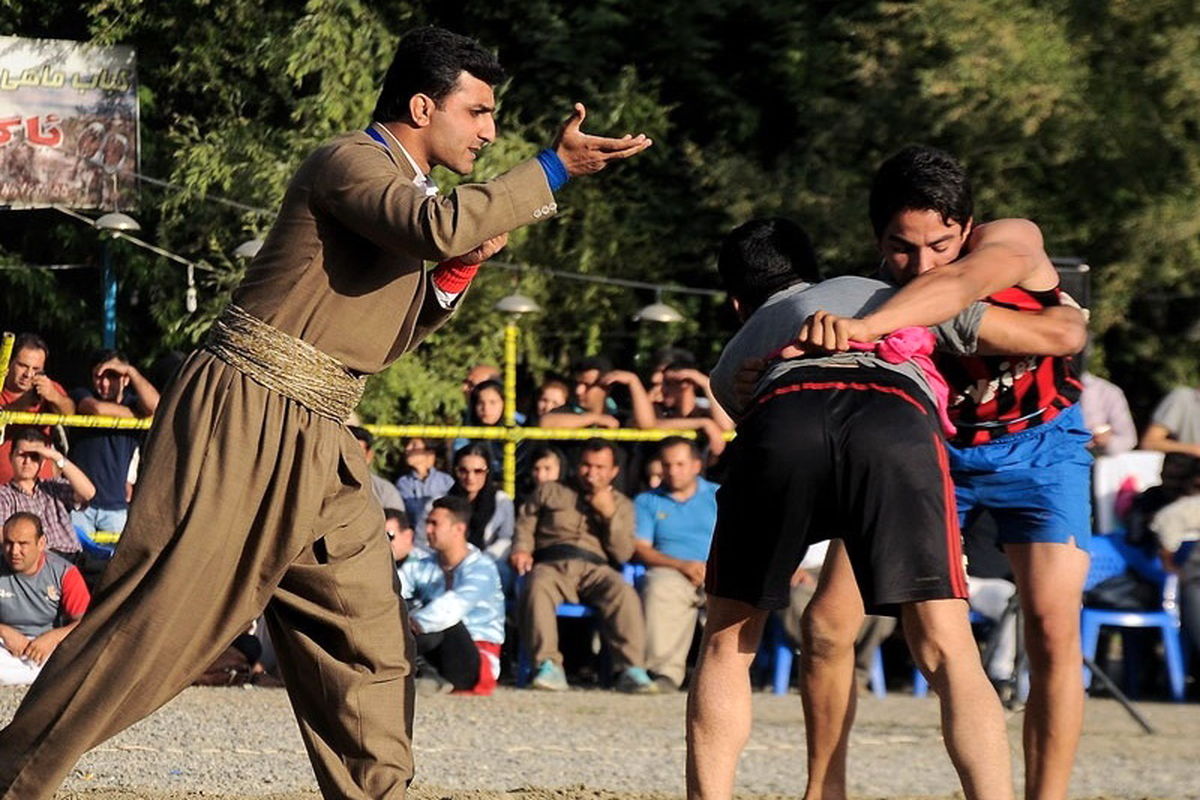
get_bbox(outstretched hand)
[453,233,509,266]
[554,103,652,177]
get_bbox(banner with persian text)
[0,35,139,210]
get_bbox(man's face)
[10,440,43,482]
[574,369,602,405]
[7,347,45,392]
[425,506,465,553]
[660,444,702,493]
[577,447,618,492]
[661,374,693,410]
[878,208,971,284]
[463,365,499,398]
[536,386,568,418]
[92,358,129,402]
[2,518,45,575]
[425,72,497,176]
[386,517,414,562]
[532,455,561,486]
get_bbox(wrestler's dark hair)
[383,507,411,530]
[431,495,472,527]
[373,27,506,123]
[869,145,974,238]
[717,218,820,313]
[12,333,48,359]
[3,511,44,540]
[658,436,701,462]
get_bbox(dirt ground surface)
[0,684,1191,800]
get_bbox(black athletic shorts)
[706,365,968,615]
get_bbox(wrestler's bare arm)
[974,304,1086,356]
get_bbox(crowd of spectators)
[2,330,1198,698]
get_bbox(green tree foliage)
[2,0,1198,422]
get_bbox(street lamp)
[493,292,541,495]
[95,213,141,348]
[634,289,685,323]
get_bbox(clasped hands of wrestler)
[448,103,652,268]
[733,310,881,408]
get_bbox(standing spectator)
[401,496,505,695]
[0,512,91,685]
[69,350,160,537]
[1080,371,1137,455]
[349,426,406,513]
[633,437,718,690]
[658,360,736,432]
[1141,385,1200,456]
[0,334,74,484]
[447,443,514,569]
[537,378,619,429]
[395,437,454,536]
[0,430,94,561]
[511,439,656,693]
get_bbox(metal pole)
[503,320,519,497]
[102,240,117,348]
[0,332,13,446]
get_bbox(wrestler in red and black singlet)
[937,285,1083,447]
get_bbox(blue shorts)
[946,404,1093,550]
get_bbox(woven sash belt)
[204,304,366,422]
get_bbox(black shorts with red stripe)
[706,365,967,616]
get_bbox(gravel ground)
[0,684,1194,799]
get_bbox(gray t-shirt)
[1151,387,1200,445]
[710,276,985,420]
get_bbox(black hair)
[717,218,820,313]
[90,348,128,367]
[348,425,374,448]
[453,442,494,472]
[9,427,49,447]
[431,494,473,527]
[658,436,701,461]
[571,355,613,375]
[869,145,974,238]
[529,445,566,470]
[3,511,44,539]
[383,507,411,529]
[11,333,48,359]
[373,26,506,123]
[580,438,618,461]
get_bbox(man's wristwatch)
[53,454,66,470]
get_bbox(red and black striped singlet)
[936,285,1082,447]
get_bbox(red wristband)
[431,259,480,293]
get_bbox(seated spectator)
[0,429,95,561]
[1125,454,1200,553]
[1080,370,1136,456]
[0,334,74,484]
[0,512,91,685]
[1140,384,1200,457]
[453,379,522,477]
[401,496,505,695]
[1146,461,1200,668]
[69,349,160,537]
[511,439,657,694]
[461,363,501,410]
[395,437,453,535]
[633,437,718,690]
[538,378,619,429]
[349,426,405,513]
[568,356,620,416]
[447,444,514,570]
[516,445,568,505]
[658,360,736,432]
[386,507,416,569]
[639,453,664,493]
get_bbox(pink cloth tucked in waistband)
[847,327,956,437]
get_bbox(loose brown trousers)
[0,352,415,799]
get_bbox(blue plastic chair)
[1080,534,1186,701]
[765,615,886,697]
[75,524,118,560]
[515,562,645,686]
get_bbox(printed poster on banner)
[0,35,139,210]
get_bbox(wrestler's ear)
[962,216,974,240]
[409,93,435,127]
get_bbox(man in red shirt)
[1,334,74,484]
[0,512,91,685]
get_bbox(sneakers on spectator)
[531,659,568,691]
[615,666,659,694]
